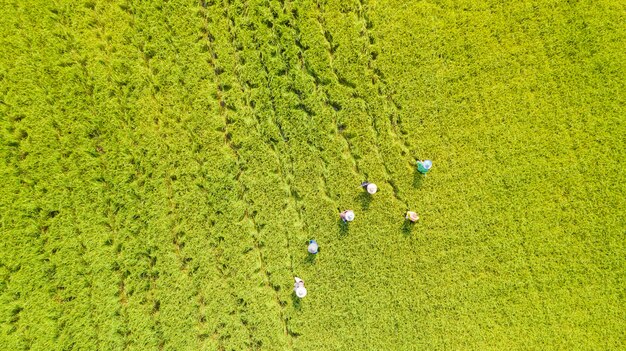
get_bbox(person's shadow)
[337,218,349,237]
[401,219,414,235]
[357,191,373,210]
[413,168,424,189]
[291,293,302,310]
[304,251,318,265]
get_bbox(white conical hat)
[366,183,378,194]
[344,210,355,221]
[295,286,307,298]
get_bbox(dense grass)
[1,0,624,350]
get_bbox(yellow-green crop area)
[1,0,625,350]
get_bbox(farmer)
[361,181,378,194]
[406,211,419,223]
[417,159,432,174]
[340,209,355,222]
[307,239,319,254]
[294,277,307,298]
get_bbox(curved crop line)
[315,0,409,209]
[265,0,342,229]
[91,33,134,351]
[310,2,363,179]
[282,1,350,202]
[237,5,304,347]
[106,204,131,349]
[223,2,296,346]
[357,0,411,209]
[49,8,130,348]
[198,3,256,348]
[354,0,414,155]
[164,176,189,274]
[225,3,296,344]
[203,1,299,347]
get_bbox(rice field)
[1,0,625,350]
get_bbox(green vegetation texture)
[1,0,625,350]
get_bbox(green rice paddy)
[1,0,625,350]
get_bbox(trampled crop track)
[1,0,624,350]
[336,0,411,209]
[199,1,297,347]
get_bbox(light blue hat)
[308,240,318,254]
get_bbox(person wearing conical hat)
[360,181,378,194]
[307,240,318,254]
[294,277,307,298]
[417,159,432,174]
[340,209,355,222]
[406,211,419,223]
